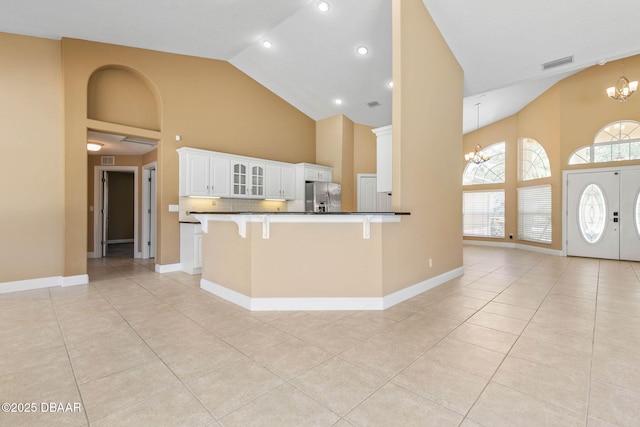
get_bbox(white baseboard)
[62,274,89,287]
[155,263,182,273]
[464,240,563,256]
[464,240,517,248]
[200,265,463,311]
[0,274,89,294]
[87,251,99,259]
[382,267,465,309]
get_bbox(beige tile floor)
[1,246,639,426]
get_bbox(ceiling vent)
[542,55,574,71]
[101,156,115,166]
[367,101,381,108]
[122,137,157,146]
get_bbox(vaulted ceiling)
[3,0,640,137]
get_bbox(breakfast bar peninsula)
[191,211,412,311]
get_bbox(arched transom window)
[519,137,551,181]
[569,120,640,164]
[463,142,506,185]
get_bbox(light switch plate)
[168,204,179,212]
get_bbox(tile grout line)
[47,286,92,427]
[457,254,581,425]
[86,273,222,425]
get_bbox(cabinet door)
[249,163,265,198]
[187,153,210,196]
[232,161,248,196]
[210,156,230,197]
[281,166,296,199]
[318,170,332,182]
[265,165,282,199]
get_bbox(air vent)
[367,101,381,108]
[122,137,157,146]
[101,156,115,166]
[542,55,574,71]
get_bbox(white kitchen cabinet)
[180,223,202,274]
[266,165,296,199]
[232,160,265,198]
[303,164,333,182]
[372,125,392,193]
[178,149,230,197]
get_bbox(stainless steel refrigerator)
[305,182,342,212]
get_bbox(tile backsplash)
[179,197,293,222]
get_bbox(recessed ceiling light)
[317,1,330,13]
[357,46,369,55]
[387,80,394,88]
[262,40,273,48]
[334,99,343,105]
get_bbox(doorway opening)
[93,166,139,258]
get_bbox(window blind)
[463,191,505,238]
[518,185,552,243]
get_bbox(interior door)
[567,170,620,260]
[101,171,109,257]
[148,167,157,258]
[620,169,640,261]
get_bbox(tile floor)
[1,246,639,426]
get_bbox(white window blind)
[463,191,505,238]
[518,185,552,243]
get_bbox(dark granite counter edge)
[187,211,410,216]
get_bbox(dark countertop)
[187,211,410,216]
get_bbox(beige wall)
[462,55,640,251]
[0,33,64,284]
[317,116,375,211]
[202,221,384,298]
[353,123,378,209]
[382,0,463,294]
[62,38,317,274]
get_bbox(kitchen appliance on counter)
[305,182,341,212]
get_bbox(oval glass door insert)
[578,184,607,243]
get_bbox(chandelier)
[465,103,491,164]
[465,144,491,164]
[607,74,638,102]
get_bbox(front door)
[567,169,640,261]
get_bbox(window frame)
[519,137,551,181]
[517,184,552,244]
[462,190,505,238]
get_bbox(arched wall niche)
[87,65,161,131]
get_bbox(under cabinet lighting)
[188,196,221,199]
[265,198,286,202]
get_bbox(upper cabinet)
[178,147,315,202]
[266,165,296,200]
[372,125,392,193]
[302,164,333,182]
[179,149,230,197]
[232,160,265,198]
